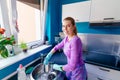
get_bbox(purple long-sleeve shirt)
[53,35,84,72]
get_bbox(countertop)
[84,52,120,71]
[0,45,51,70]
[50,51,120,71]
[0,45,52,80]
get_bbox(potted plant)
[20,42,28,53]
[0,28,16,58]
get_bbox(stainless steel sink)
[29,63,67,80]
[30,63,57,80]
[29,53,67,80]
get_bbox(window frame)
[0,0,48,48]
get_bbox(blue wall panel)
[62,0,89,4]
[46,0,62,44]
[76,22,120,34]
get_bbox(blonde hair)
[64,17,77,35]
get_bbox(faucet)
[30,44,39,49]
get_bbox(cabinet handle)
[97,77,104,80]
[103,18,114,20]
[99,67,110,72]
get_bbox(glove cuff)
[47,52,52,58]
[60,67,63,71]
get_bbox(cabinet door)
[62,1,91,22]
[90,0,120,22]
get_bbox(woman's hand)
[43,52,53,65]
[53,64,63,71]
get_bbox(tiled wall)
[78,33,120,56]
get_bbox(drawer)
[88,72,112,80]
[107,68,120,80]
[86,63,120,80]
[86,63,110,77]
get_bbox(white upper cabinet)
[90,0,120,22]
[62,0,91,22]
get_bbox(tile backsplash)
[78,33,120,56]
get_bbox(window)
[17,0,41,43]
[0,0,48,48]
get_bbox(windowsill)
[0,45,51,70]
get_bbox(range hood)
[90,18,120,27]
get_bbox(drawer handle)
[99,67,110,72]
[97,77,104,80]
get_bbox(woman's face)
[62,20,75,36]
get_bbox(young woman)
[44,17,87,80]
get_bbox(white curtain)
[40,0,48,43]
[0,0,12,37]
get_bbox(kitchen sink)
[30,63,67,80]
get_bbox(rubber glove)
[43,52,53,65]
[53,64,63,71]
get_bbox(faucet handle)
[40,53,46,63]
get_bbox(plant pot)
[23,49,28,53]
[5,45,15,56]
[0,45,9,58]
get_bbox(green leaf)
[0,46,8,58]
[20,42,28,49]
[0,35,15,58]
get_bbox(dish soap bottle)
[17,64,27,80]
